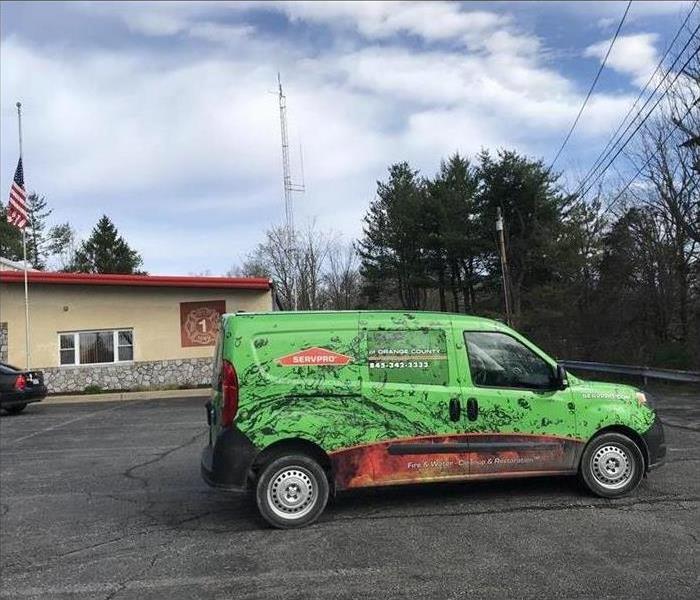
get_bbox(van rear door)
[207,316,226,442]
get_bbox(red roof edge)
[0,270,272,291]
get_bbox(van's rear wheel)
[579,432,644,498]
[256,454,329,529]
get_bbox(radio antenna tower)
[277,73,305,309]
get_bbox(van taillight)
[14,375,26,391]
[221,360,239,427]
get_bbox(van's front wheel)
[579,432,644,498]
[256,454,329,528]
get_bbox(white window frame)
[58,329,134,366]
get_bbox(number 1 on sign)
[198,319,207,333]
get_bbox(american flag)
[7,158,28,229]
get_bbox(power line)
[574,7,699,198]
[573,1,698,196]
[578,42,699,200]
[599,98,697,218]
[549,0,632,170]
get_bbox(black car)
[0,363,47,414]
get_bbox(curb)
[44,388,210,405]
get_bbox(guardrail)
[559,360,700,384]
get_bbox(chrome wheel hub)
[267,467,316,520]
[591,444,634,490]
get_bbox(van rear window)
[367,329,448,386]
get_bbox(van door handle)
[467,398,478,421]
[449,398,461,422]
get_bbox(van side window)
[464,331,553,390]
[368,329,448,386]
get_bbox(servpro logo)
[277,347,353,367]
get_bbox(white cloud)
[88,1,538,56]
[1,2,657,274]
[555,1,692,20]
[597,16,619,30]
[121,11,189,37]
[584,33,659,86]
[275,1,510,46]
[187,22,255,45]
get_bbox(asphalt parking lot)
[1,391,698,600]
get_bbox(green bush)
[83,384,103,394]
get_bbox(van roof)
[224,310,505,327]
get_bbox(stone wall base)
[42,357,213,394]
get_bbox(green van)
[201,311,665,528]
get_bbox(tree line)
[1,200,143,274]
[238,45,699,369]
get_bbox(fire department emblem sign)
[180,301,226,347]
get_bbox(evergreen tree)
[25,193,52,269]
[358,162,430,309]
[72,215,144,274]
[0,205,23,261]
[474,149,572,324]
[426,154,480,311]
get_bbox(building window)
[59,334,75,365]
[118,331,133,361]
[58,330,134,366]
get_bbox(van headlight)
[636,391,655,407]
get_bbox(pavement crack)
[52,535,130,561]
[102,550,163,600]
[122,431,205,488]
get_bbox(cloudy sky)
[0,1,695,274]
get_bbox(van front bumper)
[642,413,666,472]
[201,426,258,492]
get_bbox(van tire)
[4,403,27,415]
[255,454,329,529]
[579,432,644,498]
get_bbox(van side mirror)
[554,364,569,390]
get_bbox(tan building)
[0,270,273,393]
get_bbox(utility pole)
[496,207,512,326]
[277,73,305,310]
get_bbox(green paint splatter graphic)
[210,312,657,456]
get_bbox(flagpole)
[17,101,30,371]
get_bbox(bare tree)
[662,15,700,242]
[322,242,361,309]
[226,256,270,278]
[296,222,333,310]
[46,222,78,271]
[621,27,700,351]
[244,225,296,309]
[235,221,339,310]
